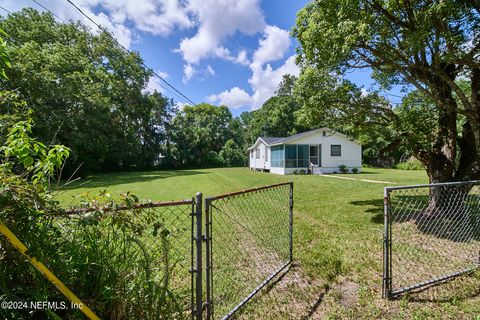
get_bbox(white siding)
[249,140,270,170]
[284,130,361,173]
[249,129,362,175]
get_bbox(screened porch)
[270,144,321,168]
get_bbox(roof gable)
[248,128,360,150]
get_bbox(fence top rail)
[205,181,293,202]
[385,180,480,192]
[58,198,194,216]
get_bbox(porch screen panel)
[285,145,297,168]
[271,145,284,167]
[297,145,308,167]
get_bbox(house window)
[256,148,260,159]
[297,145,309,167]
[271,145,284,167]
[331,144,341,156]
[265,146,268,161]
[285,145,297,168]
[250,150,253,158]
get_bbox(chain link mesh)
[206,183,292,319]
[384,182,480,298]
[49,201,194,319]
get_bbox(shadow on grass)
[60,170,208,190]
[350,199,384,224]
[403,271,480,303]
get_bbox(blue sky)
[1,0,404,116]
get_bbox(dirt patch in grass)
[234,263,328,320]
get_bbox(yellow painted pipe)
[0,222,100,320]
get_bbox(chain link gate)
[190,182,293,319]
[383,181,480,299]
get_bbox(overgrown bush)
[0,119,186,319]
[394,157,424,170]
[338,164,348,173]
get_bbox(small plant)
[299,169,306,175]
[394,157,424,170]
[293,169,298,175]
[352,167,359,174]
[338,164,348,174]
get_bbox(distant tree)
[275,74,296,96]
[0,9,174,174]
[170,104,242,167]
[219,139,244,167]
[245,76,306,144]
[294,0,480,183]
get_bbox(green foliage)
[1,118,70,185]
[0,121,184,319]
[219,139,244,167]
[0,9,174,174]
[395,158,425,171]
[338,164,348,174]
[293,0,480,182]
[170,103,244,167]
[351,167,358,174]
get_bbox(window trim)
[255,148,260,159]
[331,144,341,157]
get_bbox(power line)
[63,0,197,106]
[31,0,64,22]
[28,0,196,106]
[0,6,12,14]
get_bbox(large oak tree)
[293,0,480,183]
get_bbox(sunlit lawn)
[56,167,480,319]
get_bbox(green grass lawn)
[56,168,480,319]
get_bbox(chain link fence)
[2,183,293,319]
[204,182,293,319]
[1,198,196,319]
[383,181,480,299]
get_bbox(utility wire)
[31,0,64,22]
[64,0,197,106]
[0,6,12,14]
[28,0,196,106]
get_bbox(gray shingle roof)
[259,137,286,145]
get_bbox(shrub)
[394,157,424,170]
[352,167,359,174]
[338,164,348,173]
[299,169,306,174]
[0,119,184,319]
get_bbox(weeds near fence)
[1,189,194,319]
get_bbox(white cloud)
[234,50,250,66]
[145,77,163,93]
[207,87,252,109]
[183,64,196,83]
[206,65,215,76]
[177,0,265,65]
[207,25,299,110]
[175,101,189,111]
[252,25,291,67]
[144,70,168,93]
[3,0,193,49]
[249,55,299,109]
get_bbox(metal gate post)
[289,182,294,263]
[194,193,203,319]
[382,188,392,299]
[204,198,213,320]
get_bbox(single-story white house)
[248,128,362,175]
